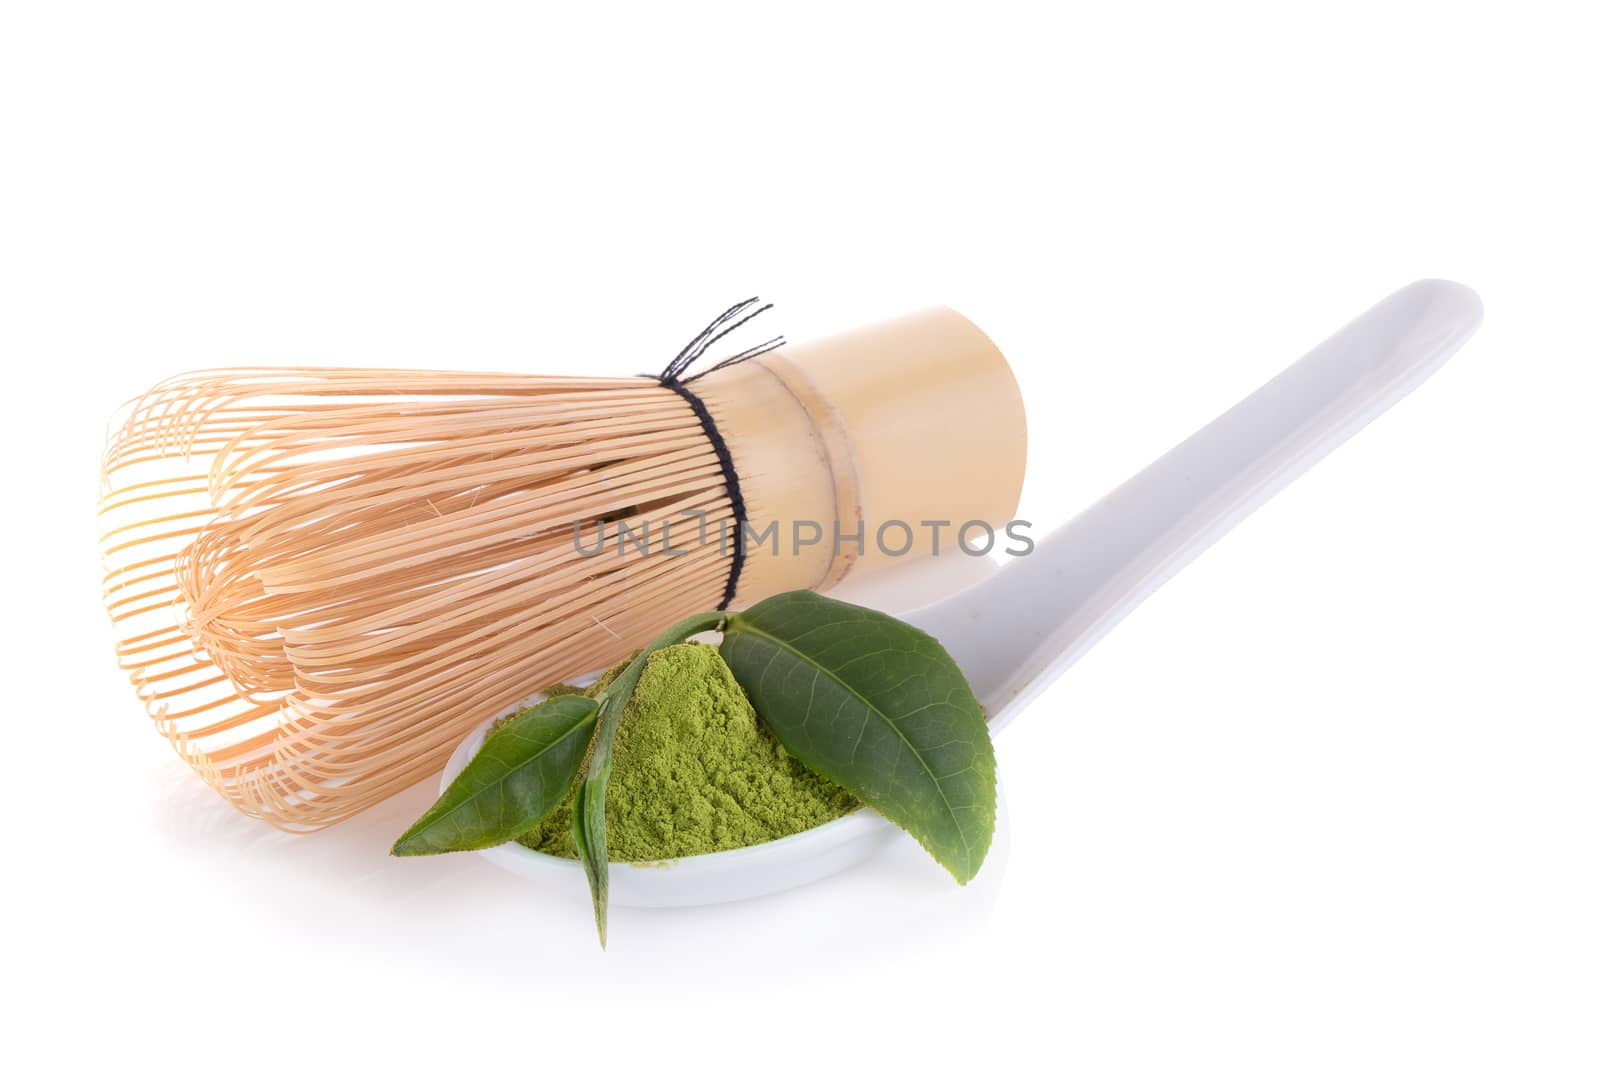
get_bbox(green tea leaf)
[569,752,609,943]
[572,611,728,947]
[391,693,599,857]
[719,590,996,884]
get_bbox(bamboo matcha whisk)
[100,301,1027,830]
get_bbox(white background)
[3,2,1597,1063]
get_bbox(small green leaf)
[719,590,996,884]
[570,756,610,944]
[391,693,599,857]
[571,611,728,947]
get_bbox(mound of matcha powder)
[514,642,859,862]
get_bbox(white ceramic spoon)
[440,279,1484,908]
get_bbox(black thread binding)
[655,298,785,610]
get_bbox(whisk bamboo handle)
[701,307,1027,599]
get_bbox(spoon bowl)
[443,280,1485,908]
[442,699,900,908]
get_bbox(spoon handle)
[903,279,1484,732]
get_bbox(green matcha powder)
[505,642,859,862]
